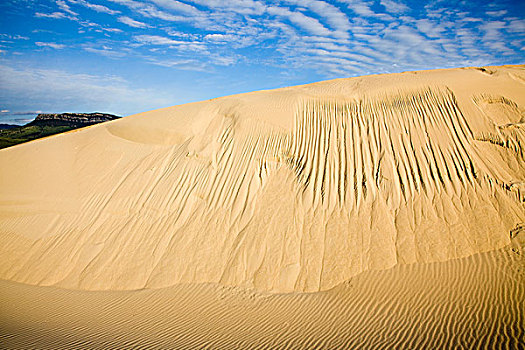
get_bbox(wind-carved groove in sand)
[211,88,498,212]
[475,127,524,157]
[287,87,479,209]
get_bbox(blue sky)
[0,0,524,124]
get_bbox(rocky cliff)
[27,113,120,127]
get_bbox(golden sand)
[1,65,524,348]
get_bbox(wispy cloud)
[107,0,189,23]
[118,16,150,28]
[83,46,126,58]
[187,0,267,15]
[56,0,78,16]
[416,19,446,38]
[204,34,237,42]
[0,64,173,116]
[380,0,409,14]
[150,0,202,16]
[35,42,66,49]
[68,0,121,15]
[486,10,508,17]
[0,34,29,40]
[133,34,206,51]
[134,34,189,45]
[337,0,376,17]
[284,0,351,39]
[267,6,332,36]
[145,57,207,71]
[102,27,123,33]
[35,11,71,19]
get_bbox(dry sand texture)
[1,247,523,349]
[1,65,524,348]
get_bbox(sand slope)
[1,65,524,293]
[1,245,523,349]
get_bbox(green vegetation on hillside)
[0,125,74,149]
[0,112,120,149]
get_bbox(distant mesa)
[27,112,121,128]
[0,112,120,149]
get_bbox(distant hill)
[0,124,19,130]
[0,112,120,149]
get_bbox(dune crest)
[0,65,524,292]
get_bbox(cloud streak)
[35,42,66,49]
[118,16,150,28]
[68,0,121,15]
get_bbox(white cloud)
[478,21,516,54]
[284,0,351,39]
[35,42,66,49]
[267,6,332,36]
[479,21,506,41]
[380,0,409,14]
[187,0,267,15]
[35,7,125,34]
[0,34,30,40]
[138,5,186,22]
[134,34,207,52]
[507,19,525,33]
[164,30,200,40]
[150,0,203,16]
[336,0,376,17]
[416,19,445,38]
[105,0,144,10]
[306,48,376,65]
[56,0,78,16]
[83,46,126,58]
[118,16,150,28]
[204,33,237,42]
[35,12,70,19]
[145,57,207,71]
[460,17,483,23]
[134,34,184,45]
[210,55,238,66]
[486,10,507,17]
[102,27,123,33]
[107,0,188,23]
[67,0,121,15]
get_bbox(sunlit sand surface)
[1,65,524,348]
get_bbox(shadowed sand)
[1,65,524,348]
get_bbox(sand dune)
[1,65,524,293]
[1,246,523,349]
[1,65,524,348]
